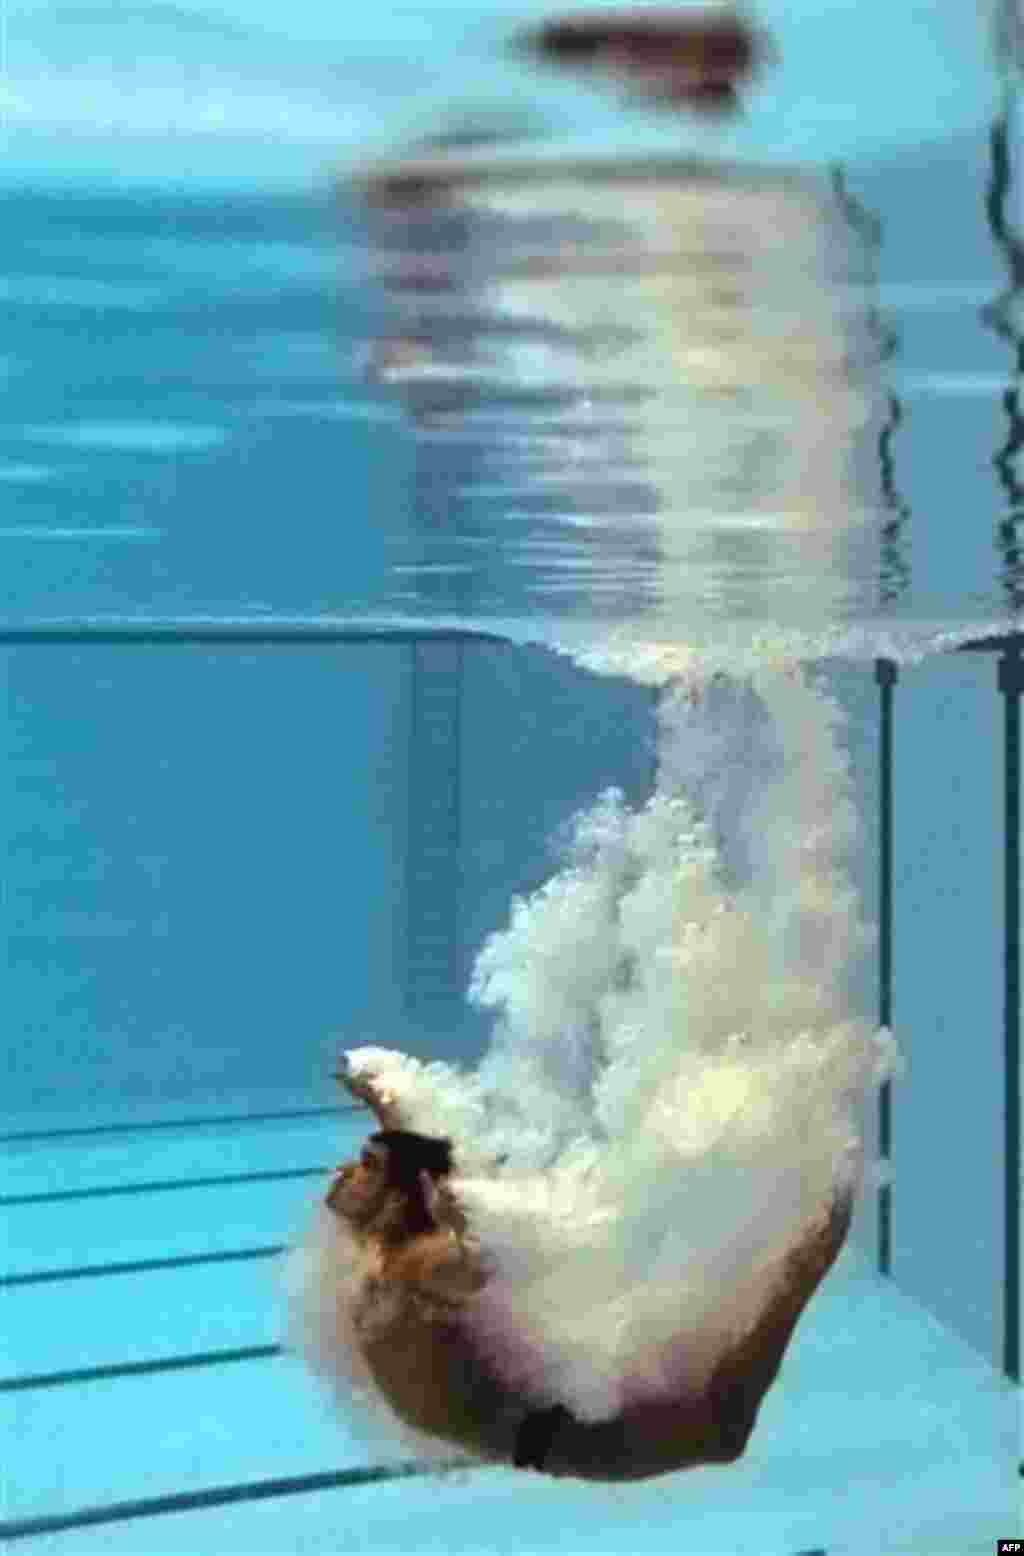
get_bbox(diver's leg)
[709,1186,855,1458]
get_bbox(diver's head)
[325,1129,453,1237]
[369,1129,453,1184]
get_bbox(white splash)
[328,659,900,1426]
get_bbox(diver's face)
[325,1142,392,1225]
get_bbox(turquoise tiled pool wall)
[885,651,1006,1367]
[781,652,1009,1375]
[3,636,654,1122]
[5,631,1015,1380]
[3,635,1018,1553]
[814,650,1010,1377]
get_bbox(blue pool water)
[2,2,1021,1553]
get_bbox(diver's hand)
[335,1054,410,1129]
[419,1170,470,1239]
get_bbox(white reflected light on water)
[353,155,914,665]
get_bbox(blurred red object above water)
[517,6,771,114]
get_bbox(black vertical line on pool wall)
[998,639,1022,1383]
[650,683,660,797]
[962,629,1023,1382]
[875,657,897,1277]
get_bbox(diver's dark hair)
[370,1130,453,1183]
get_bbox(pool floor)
[2,1108,1017,1555]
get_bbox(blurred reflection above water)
[349,154,887,634]
[828,166,909,613]
[515,5,771,117]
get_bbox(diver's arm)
[388,1228,487,1303]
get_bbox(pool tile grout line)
[1,1343,284,1392]
[0,1463,434,1542]
[1,1164,330,1206]
[0,1101,358,1145]
[2,1244,286,1287]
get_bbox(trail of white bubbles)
[344,645,902,1424]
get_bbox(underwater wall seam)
[0,625,508,647]
[875,657,897,1279]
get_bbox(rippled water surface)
[3,0,1022,662]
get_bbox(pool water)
[1,2,1021,1552]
